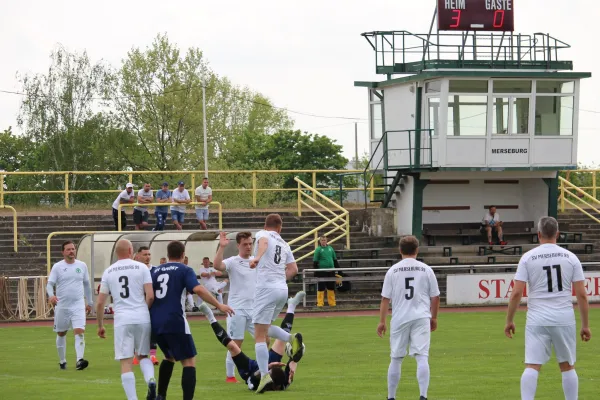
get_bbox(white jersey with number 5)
[381,259,440,326]
[253,230,294,290]
[99,259,152,327]
[514,243,585,326]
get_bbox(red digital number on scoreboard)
[437,0,514,32]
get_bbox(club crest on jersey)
[76,268,81,273]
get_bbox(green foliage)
[8,34,348,208]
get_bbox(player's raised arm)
[212,233,228,271]
[250,237,268,268]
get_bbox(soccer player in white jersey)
[377,236,440,400]
[212,231,257,383]
[505,216,591,400]
[46,240,94,371]
[134,246,159,366]
[249,214,303,393]
[96,239,157,400]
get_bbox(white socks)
[226,351,236,378]
[216,293,223,304]
[521,368,539,400]
[56,335,66,363]
[139,358,155,384]
[562,369,578,400]
[267,325,292,343]
[415,355,430,398]
[121,371,138,400]
[287,303,297,314]
[74,334,85,361]
[387,357,403,399]
[255,342,269,377]
[186,294,194,308]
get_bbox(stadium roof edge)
[354,70,592,89]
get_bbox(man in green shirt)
[313,236,340,307]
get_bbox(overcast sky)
[0,0,598,166]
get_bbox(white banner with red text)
[446,273,600,306]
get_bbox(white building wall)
[421,178,548,224]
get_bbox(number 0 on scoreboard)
[437,0,514,32]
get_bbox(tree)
[16,46,110,192]
[105,33,292,171]
[0,127,36,171]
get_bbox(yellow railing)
[558,177,600,224]
[117,201,223,231]
[0,169,380,208]
[47,231,97,274]
[0,205,18,252]
[289,177,350,262]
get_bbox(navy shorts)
[155,333,197,361]
[245,350,283,379]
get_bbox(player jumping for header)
[197,291,306,392]
[249,213,303,393]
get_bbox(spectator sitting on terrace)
[482,206,507,246]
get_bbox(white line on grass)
[0,373,114,385]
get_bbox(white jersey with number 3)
[514,243,585,326]
[99,259,152,327]
[253,230,295,290]
[381,259,440,326]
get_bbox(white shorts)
[525,324,576,366]
[252,287,288,325]
[390,318,431,358]
[114,323,152,360]
[227,309,255,340]
[205,281,228,294]
[53,307,86,333]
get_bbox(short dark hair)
[137,246,149,253]
[236,231,252,244]
[265,214,283,229]
[167,241,186,260]
[399,236,419,256]
[270,366,287,390]
[62,241,74,251]
[203,256,209,260]
[489,205,496,209]
[203,177,208,181]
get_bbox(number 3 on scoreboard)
[450,9,461,28]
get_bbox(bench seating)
[423,221,538,246]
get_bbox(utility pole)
[354,122,359,169]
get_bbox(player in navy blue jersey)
[151,240,234,400]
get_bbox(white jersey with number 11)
[514,243,585,326]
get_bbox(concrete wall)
[350,208,396,237]
[422,178,548,224]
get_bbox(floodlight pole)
[202,78,208,178]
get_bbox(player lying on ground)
[198,295,305,393]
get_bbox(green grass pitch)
[0,309,598,399]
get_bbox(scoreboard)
[437,0,514,32]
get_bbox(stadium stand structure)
[0,208,599,313]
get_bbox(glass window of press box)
[438,79,575,137]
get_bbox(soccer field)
[0,309,598,400]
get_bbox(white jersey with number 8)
[253,230,295,290]
[514,243,585,326]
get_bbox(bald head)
[115,239,134,259]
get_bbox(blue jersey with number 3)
[150,262,199,335]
